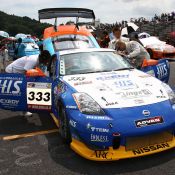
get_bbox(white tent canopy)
[0,31,9,38]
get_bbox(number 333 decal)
[28,92,50,102]
[27,83,52,106]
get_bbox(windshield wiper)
[113,67,134,71]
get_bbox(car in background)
[20,37,40,56]
[136,32,175,59]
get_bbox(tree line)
[0,11,51,38]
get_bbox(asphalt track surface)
[0,63,175,175]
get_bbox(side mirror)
[26,67,46,77]
[142,59,158,68]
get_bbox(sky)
[0,0,175,24]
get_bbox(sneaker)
[24,112,33,117]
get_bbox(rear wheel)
[59,105,72,144]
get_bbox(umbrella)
[15,33,27,39]
[0,31,9,38]
[121,22,139,36]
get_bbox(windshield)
[53,34,95,51]
[60,51,132,75]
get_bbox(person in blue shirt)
[15,38,26,59]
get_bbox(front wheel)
[59,105,72,144]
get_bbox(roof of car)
[43,25,93,39]
[59,48,114,56]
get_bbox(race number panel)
[27,82,52,110]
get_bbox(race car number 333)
[27,82,52,106]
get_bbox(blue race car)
[0,48,175,161]
[0,8,174,161]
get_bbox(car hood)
[147,44,175,51]
[63,69,170,109]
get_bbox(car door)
[141,59,170,83]
[0,62,58,112]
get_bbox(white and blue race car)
[1,48,175,161]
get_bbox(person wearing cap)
[116,40,150,69]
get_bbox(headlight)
[162,83,175,104]
[73,93,104,115]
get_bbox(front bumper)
[70,136,175,161]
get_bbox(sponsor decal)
[135,116,164,128]
[113,80,136,89]
[0,79,22,95]
[27,83,35,88]
[0,99,20,108]
[156,96,166,98]
[156,63,168,79]
[74,81,92,86]
[27,82,51,89]
[96,84,113,92]
[96,74,129,81]
[101,97,118,106]
[57,83,65,94]
[66,105,77,109]
[90,134,109,142]
[69,120,76,128]
[86,116,112,120]
[0,99,19,105]
[93,150,113,160]
[27,104,51,110]
[106,102,118,106]
[87,123,109,133]
[68,77,86,81]
[116,89,152,99]
[132,143,170,155]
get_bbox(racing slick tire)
[59,105,72,144]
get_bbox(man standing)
[116,40,150,69]
[108,26,129,50]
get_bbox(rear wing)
[38,8,95,21]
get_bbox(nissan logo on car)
[142,110,150,116]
